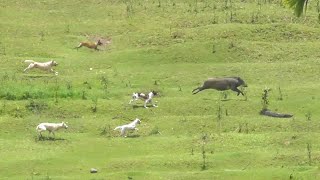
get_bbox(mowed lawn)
[1,0,320,179]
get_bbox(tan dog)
[75,39,103,51]
[24,60,58,73]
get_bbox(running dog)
[129,90,158,108]
[114,118,141,137]
[36,122,68,138]
[75,39,103,51]
[23,60,58,73]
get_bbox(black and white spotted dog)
[129,90,158,108]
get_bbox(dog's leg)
[129,99,134,104]
[50,68,56,73]
[150,99,158,107]
[120,128,126,137]
[192,87,199,93]
[232,87,244,96]
[144,100,149,108]
[192,89,201,94]
[37,125,46,138]
[38,131,43,138]
[75,43,82,50]
[192,87,205,95]
[24,64,34,72]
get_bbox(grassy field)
[1,0,320,179]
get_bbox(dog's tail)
[114,126,121,131]
[24,60,35,64]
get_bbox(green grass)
[1,0,320,179]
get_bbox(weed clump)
[261,87,271,111]
[25,100,48,113]
[149,126,162,135]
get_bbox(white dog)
[36,122,68,138]
[114,118,141,137]
[129,90,158,108]
[24,60,58,73]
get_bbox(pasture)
[1,0,320,179]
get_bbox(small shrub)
[5,92,16,100]
[237,123,249,134]
[277,86,283,100]
[82,91,87,100]
[201,133,208,170]
[34,91,45,99]
[2,73,9,81]
[229,41,235,49]
[100,125,112,137]
[12,106,23,118]
[67,91,74,98]
[21,91,32,100]
[25,100,48,113]
[171,31,184,39]
[39,31,45,41]
[83,81,92,89]
[65,24,70,34]
[149,126,161,135]
[91,97,98,113]
[305,112,312,121]
[66,81,72,90]
[307,143,312,165]
[261,87,271,110]
[126,81,132,88]
[216,103,222,134]
[212,44,216,53]
[100,75,109,98]
[154,80,158,85]
[0,100,6,114]
[222,91,228,100]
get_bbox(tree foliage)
[285,0,309,17]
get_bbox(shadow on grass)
[35,136,66,142]
[23,74,55,79]
[203,98,246,102]
[132,104,156,109]
[114,134,140,138]
[126,134,140,138]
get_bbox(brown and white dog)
[75,39,103,51]
[23,60,58,73]
[129,90,158,108]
